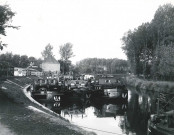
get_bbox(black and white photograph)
[0,0,174,135]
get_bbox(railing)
[157,92,174,114]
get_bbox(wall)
[42,63,60,73]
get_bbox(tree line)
[0,52,42,68]
[75,58,128,75]
[0,42,74,73]
[122,4,174,81]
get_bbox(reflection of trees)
[118,113,130,135]
[119,89,174,135]
[123,91,150,135]
[141,90,158,114]
[138,94,151,114]
[93,101,130,134]
[93,101,127,118]
[61,100,88,119]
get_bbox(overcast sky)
[1,0,174,64]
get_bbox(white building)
[14,67,27,76]
[84,74,95,80]
[41,56,60,75]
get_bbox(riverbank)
[125,75,174,93]
[0,76,96,135]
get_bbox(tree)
[122,3,174,80]
[151,4,174,79]
[76,58,128,74]
[12,54,20,67]
[0,5,18,50]
[0,52,13,63]
[59,43,74,61]
[158,45,174,80]
[59,43,74,74]
[35,58,42,67]
[122,30,142,75]
[0,52,42,68]
[41,44,54,60]
[20,55,29,68]
[28,56,36,66]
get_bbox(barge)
[30,78,64,101]
[91,76,128,100]
[147,110,174,135]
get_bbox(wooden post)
[157,92,160,115]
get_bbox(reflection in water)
[34,88,173,135]
[62,102,128,135]
[37,97,129,135]
[126,90,150,135]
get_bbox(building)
[26,66,43,77]
[84,74,95,80]
[41,56,60,76]
[14,67,27,76]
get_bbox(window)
[105,80,111,83]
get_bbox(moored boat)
[30,78,64,101]
[91,76,128,100]
[147,110,174,135]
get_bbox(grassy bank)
[0,76,38,104]
[125,75,174,93]
[0,76,96,135]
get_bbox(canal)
[0,87,173,135]
[36,88,174,135]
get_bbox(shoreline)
[124,75,174,94]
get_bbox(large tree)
[12,54,20,67]
[59,43,74,74]
[19,55,29,68]
[59,43,74,61]
[0,5,17,50]
[41,44,54,60]
[122,3,174,80]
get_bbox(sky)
[1,0,174,64]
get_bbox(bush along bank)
[125,75,174,94]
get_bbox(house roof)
[42,56,59,64]
[28,67,42,72]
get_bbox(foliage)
[0,5,18,50]
[76,58,128,74]
[59,42,74,61]
[59,43,74,74]
[0,52,42,68]
[122,3,174,80]
[19,55,29,68]
[41,44,54,60]
[158,45,174,78]
[58,59,71,74]
[12,54,21,67]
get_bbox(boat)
[147,110,174,135]
[67,79,92,99]
[91,76,128,100]
[30,78,64,101]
